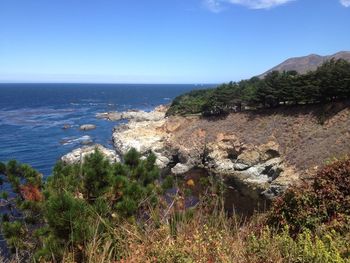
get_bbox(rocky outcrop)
[111,107,298,199]
[203,133,296,199]
[96,105,167,122]
[61,144,120,164]
[112,106,171,169]
[79,124,96,131]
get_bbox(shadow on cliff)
[245,99,350,124]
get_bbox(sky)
[0,0,349,84]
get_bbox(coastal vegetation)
[1,150,350,262]
[0,149,161,261]
[167,58,350,116]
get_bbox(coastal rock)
[97,105,166,122]
[110,108,298,200]
[79,124,96,131]
[80,139,93,146]
[113,119,167,155]
[96,112,123,121]
[61,144,120,164]
[111,106,170,168]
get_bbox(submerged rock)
[61,144,120,164]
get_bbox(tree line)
[166,58,350,116]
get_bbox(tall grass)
[61,194,350,263]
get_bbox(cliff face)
[112,101,350,201]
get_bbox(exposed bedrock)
[61,144,120,165]
[96,105,167,122]
[112,107,299,200]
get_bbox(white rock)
[61,144,120,164]
[112,110,169,170]
[97,107,166,122]
[233,162,249,171]
[154,152,170,169]
[79,124,96,131]
[171,163,191,175]
[215,159,235,172]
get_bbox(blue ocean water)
[0,83,207,176]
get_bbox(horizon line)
[0,82,219,86]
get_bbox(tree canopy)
[167,59,350,116]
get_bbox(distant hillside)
[261,51,350,76]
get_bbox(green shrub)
[45,192,93,243]
[1,148,161,261]
[82,148,113,199]
[2,221,27,250]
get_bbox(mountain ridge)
[261,51,350,76]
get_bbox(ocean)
[0,83,208,176]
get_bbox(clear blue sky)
[0,0,349,84]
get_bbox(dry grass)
[60,201,350,263]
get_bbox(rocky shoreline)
[62,105,299,208]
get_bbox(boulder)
[154,152,171,169]
[96,112,123,121]
[79,124,96,131]
[61,144,120,164]
[171,163,191,175]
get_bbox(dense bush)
[0,148,161,261]
[166,89,214,116]
[268,157,350,234]
[167,59,350,116]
